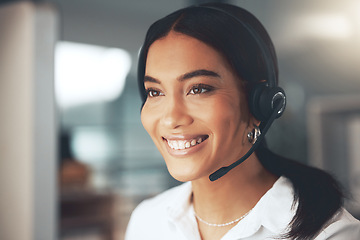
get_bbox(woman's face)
[141,32,252,182]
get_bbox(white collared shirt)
[125,177,360,239]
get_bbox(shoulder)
[315,208,360,239]
[125,182,191,239]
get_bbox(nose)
[160,97,193,129]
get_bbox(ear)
[246,114,261,128]
[242,115,260,145]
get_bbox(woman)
[125,3,360,240]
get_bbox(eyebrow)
[178,69,221,81]
[144,69,221,84]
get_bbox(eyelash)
[145,84,214,98]
[187,84,214,95]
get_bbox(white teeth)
[173,141,178,149]
[178,141,185,149]
[167,136,205,150]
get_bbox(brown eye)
[146,88,164,98]
[191,87,201,94]
[188,84,214,95]
[149,90,159,97]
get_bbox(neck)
[191,154,278,224]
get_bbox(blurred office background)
[0,0,359,239]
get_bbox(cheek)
[202,97,242,129]
[200,97,246,154]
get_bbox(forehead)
[145,32,231,76]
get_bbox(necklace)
[194,209,252,227]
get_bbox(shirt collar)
[165,181,193,220]
[165,182,201,239]
[224,176,297,239]
[259,176,297,233]
[164,176,296,239]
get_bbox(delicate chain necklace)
[194,209,252,227]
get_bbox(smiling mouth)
[163,135,209,150]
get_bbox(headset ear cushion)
[249,84,286,121]
[259,86,286,119]
[249,83,268,121]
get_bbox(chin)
[167,166,209,183]
[167,168,192,182]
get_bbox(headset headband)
[196,5,276,88]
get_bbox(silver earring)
[247,125,261,144]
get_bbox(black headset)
[138,4,286,181]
